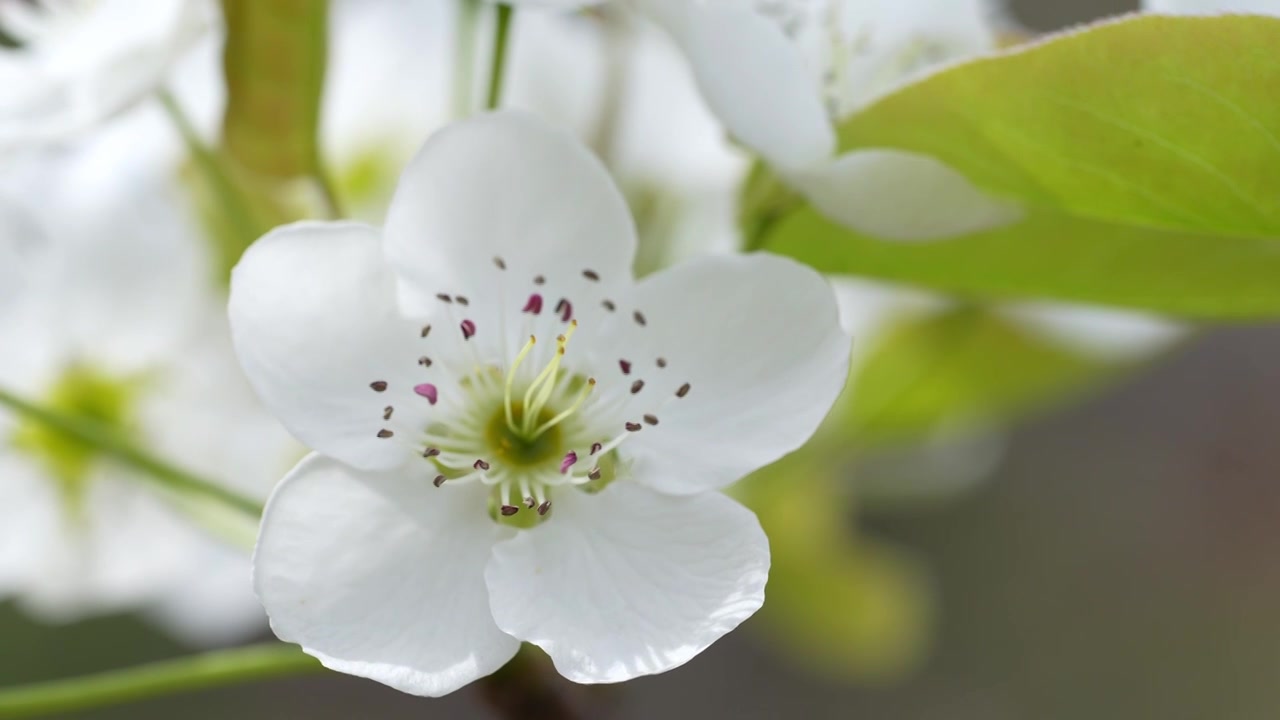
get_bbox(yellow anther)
[504,335,537,433]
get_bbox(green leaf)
[839,14,1280,238]
[764,15,1280,319]
[844,307,1117,445]
[220,0,330,182]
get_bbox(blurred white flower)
[1142,0,1280,13]
[230,111,849,695]
[0,115,296,645]
[0,0,212,149]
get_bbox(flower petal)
[632,0,834,172]
[256,454,519,697]
[229,222,426,471]
[1142,0,1280,13]
[793,149,1024,241]
[485,482,768,683]
[586,253,849,494]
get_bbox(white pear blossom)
[230,111,849,695]
[493,0,1021,240]
[1142,0,1280,13]
[0,0,212,149]
[0,125,297,645]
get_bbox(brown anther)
[494,256,507,270]
[588,467,602,481]
[436,293,453,303]
[377,429,394,438]
[525,497,537,509]
[633,310,647,326]
[534,275,546,285]
[656,357,667,368]
[602,300,616,312]
[630,380,644,394]
[500,505,520,516]
[590,442,603,455]
[644,414,659,426]
[370,381,388,392]
[418,356,433,367]
[676,382,691,398]
[582,269,600,281]
[383,406,394,420]
[474,459,491,471]
[421,324,432,338]
[423,447,440,458]
[433,475,447,487]
[537,500,552,516]
[626,422,642,432]
[619,359,632,375]
[455,295,470,306]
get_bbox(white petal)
[632,0,834,172]
[256,454,519,697]
[481,0,604,8]
[793,149,1024,241]
[228,222,426,471]
[485,482,768,683]
[586,253,849,494]
[1142,0,1280,13]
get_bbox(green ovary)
[10,365,141,515]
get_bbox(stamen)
[500,505,520,516]
[423,447,440,458]
[494,256,506,270]
[523,294,544,315]
[633,310,647,326]
[383,406,394,420]
[370,381,388,392]
[625,422,642,432]
[433,474,447,487]
[656,357,667,368]
[474,459,491,471]
[460,319,476,340]
[377,429,394,438]
[677,382,691,398]
[522,322,578,432]
[421,324,432,338]
[537,500,551,516]
[436,293,453,303]
[619,359,631,375]
[520,477,535,508]
[587,466,602,481]
[525,496,537,509]
[500,481,519,515]
[413,383,439,405]
[644,414,659,426]
[531,378,595,437]
[582,269,600,281]
[504,335,537,431]
[418,355,432,367]
[555,298,573,322]
[533,275,545,285]
[559,451,578,474]
[590,442,602,455]
[630,380,644,394]
[602,300,616,312]
[455,295,470,306]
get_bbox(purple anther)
[523,293,544,315]
[460,319,477,340]
[560,451,578,474]
[619,359,632,375]
[413,383,439,405]
[555,298,573,322]
[474,459,491,471]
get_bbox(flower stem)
[453,0,482,117]
[0,645,322,718]
[156,89,263,252]
[485,4,514,110]
[0,386,264,519]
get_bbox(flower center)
[10,364,140,518]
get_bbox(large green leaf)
[839,14,1280,238]
[764,15,1280,319]
[844,307,1119,445]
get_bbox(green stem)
[0,645,322,718]
[485,4,514,110]
[157,89,262,249]
[0,387,264,519]
[453,0,482,118]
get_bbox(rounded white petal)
[229,222,426,471]
[483,0,604,8]
[587,253,849,494]
[794,149,1024,241]
[256,454,519,697]
[632,0,834,171]
[1142,0,1280,13]
[485,482,769,683]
